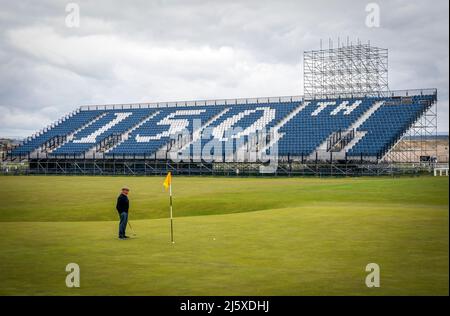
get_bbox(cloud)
[0,0,448,137]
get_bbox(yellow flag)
[163,172,172,191]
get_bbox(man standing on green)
[116,186,130,240]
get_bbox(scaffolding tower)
[303,41,389,99]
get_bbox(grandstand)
[5,89,437,175]
[3,43,440,176]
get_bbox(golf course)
[0,175,448,295]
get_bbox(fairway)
[0,176,448,295]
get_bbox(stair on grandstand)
[327,129,356,152]
[40,135,68,153]
[84,133,123,157]
[310,100,385,160]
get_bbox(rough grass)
[0,175,448,295]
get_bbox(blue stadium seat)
[11,110,104,156]
[10,94,435,160]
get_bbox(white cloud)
[5,24,300,102]
[0,0,448,136]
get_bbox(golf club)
[128,220,137,237]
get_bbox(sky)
[0,0,448,137]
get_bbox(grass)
[0,175,448,295]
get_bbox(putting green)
[0,176,448,295]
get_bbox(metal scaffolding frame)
[304,41,389,100]
[382,97,438,163]
[0,157,435,177]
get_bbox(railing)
[42,135,67,152]
[327,130,343,151]
[77,88,437,112]
[96,133,123,153]
[327,129,356,152]
[434,167,449,176]
[79,95,304,111]
[305,88,437,101]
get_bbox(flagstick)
[169,183,174,243]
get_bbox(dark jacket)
[116,193,129,214]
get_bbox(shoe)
[123,236,130,239]
[118,236,126,240]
